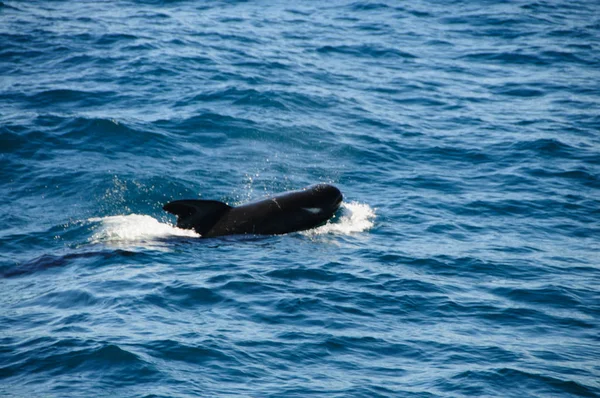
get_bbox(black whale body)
[163,184,343,237]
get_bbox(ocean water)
[1,0,599,396]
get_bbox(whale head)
[266,184,342,232]
[303,184,343,215]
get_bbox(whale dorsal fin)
[163,200,232,235]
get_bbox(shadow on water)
[0,233,282,278]
[1,249,139,278]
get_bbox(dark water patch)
[142,339,237,365]
[489,245,543,255]
[274,296,325,315]
[155,112,255,137]
[327,287,451,321]
[284,8,313,17]
[425,222,464,235]
[460,51,548,66]
[95,33,138,46]
[135,64,179,78]
[0,49,47,66]
[547,27,597,40]
[52,312,93,328]
[249,333,331,363]
[377,278,446,295]
[409,9,432,18]
[185,87,288,110]
[542,222,599,239]
[209,70,256,83]
[441,14,530,28]
[354,115,392,129]
[332,132,413,168]
[324,334,426,360]
[0,125,30,153]
[392,97,447,107]
[218,279,284,295]
[317,44,416,59]
[531,348,599,367]
[217,16,246,23]
[429,301,594,333]
[195,30,265,46]
[354,22,393,34]
[345,385,412,397]
[425,39,452,47]
[233,59,291,71]
[1,339,159,382]
[525,168,599,188]
[402,174,465,194]
[541,50,598,66]
[423,339,524,367]
[491,285,598,316]
[27,289,99,310]
[55,53,96,68]
[323,299,375,319]
[508,138,576,156]
[454,197,590,218]
[446,367,599,397]
[42,116,174,157]
[495,87,545,97]
[145,282,226,310]
[26,89,120,108]
[120,42,159,52]
[266,267,347,284]
[173,54,215,68]
[348,2,392,12]
[1,249,139,278]
[425,145,492,164]
[566,43,595,51]
[409,255,546,281]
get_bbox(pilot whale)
[163,184,343,237]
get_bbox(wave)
[0,339,160,383]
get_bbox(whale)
[163,184,343,237]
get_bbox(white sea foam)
[88,214,199,245]
[303,202,376,236]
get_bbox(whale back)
[163,200,232,235]
[163,184,343,237]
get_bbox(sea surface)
[1,0,599,397]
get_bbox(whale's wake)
[88,214,199,246]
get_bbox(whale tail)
[163,200,231,235]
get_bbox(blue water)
[1,0,599,396]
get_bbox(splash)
[303,202,376,236]
[88,214,199,245]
